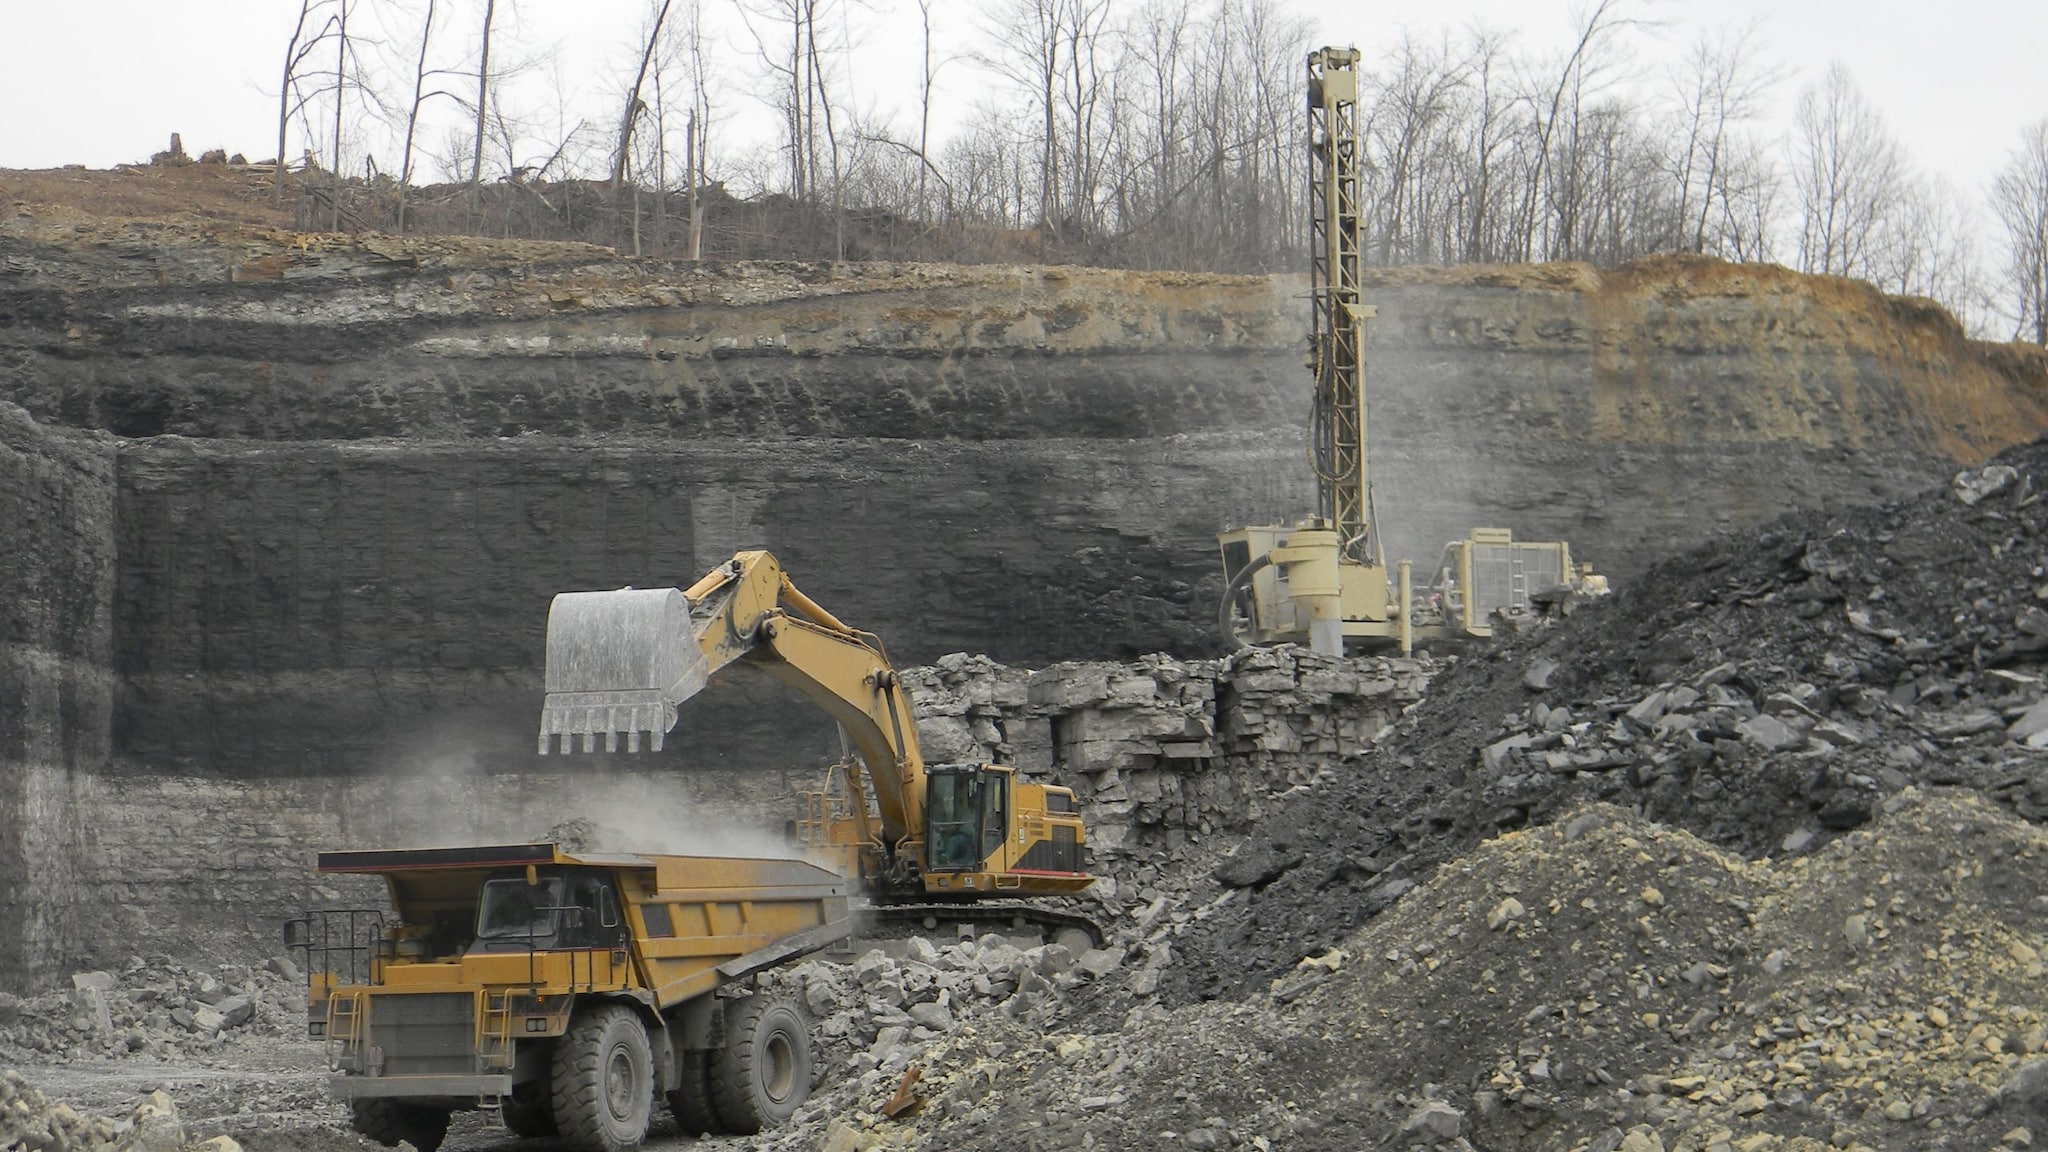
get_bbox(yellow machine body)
[1214,46,1602,654]
[294,843,850,1104]
[1220,524,1598,654]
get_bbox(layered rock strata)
[6,210,2048,985]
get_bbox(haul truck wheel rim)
[606,1047,636,1120]
[765,1032,795,1102]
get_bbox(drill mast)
[1305,47,1377,567]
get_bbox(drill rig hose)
[1216,553,1274,650]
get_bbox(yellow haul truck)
[290,846,849,1152]
[294,550,1094,1152]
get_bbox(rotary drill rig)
[1218,47,1602,657]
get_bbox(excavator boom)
[538,552,924,844]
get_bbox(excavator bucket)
[537,588,708,754]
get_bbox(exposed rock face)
[4,212,2047,987]
[903,648,1432,872]
[0,407,111,989]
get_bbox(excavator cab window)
[925,769,984,872]
[979,772,1008,864]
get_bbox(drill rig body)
[1219,47,1601,656]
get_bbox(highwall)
[902,648,1433,890]
[7,218,2048,986]
[0,407,112,986]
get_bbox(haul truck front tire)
[501,1079,558,1139]
[551,1005,654,1152]
[708,995,811,1134]
[350,1099,451,1152]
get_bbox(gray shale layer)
[3,221,2046,989]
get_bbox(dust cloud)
[369,719,803,862]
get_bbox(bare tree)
[983,0,1063,255]
[1994,120,2048,344]
[327,0,354,228]
[913,0,940,224]
[1360,32,1470,265]
[806,1,848,259]
[396,0,465,233]
[1454,25,1516,263]
[1792,62,1902,279]
[274,0,337,203]
[1522,0,1633,261]
[1664,23,1779,256]
[682,0,711,259]
[611,0,675,191]
[740,0,841,247]
[469,0,498,225]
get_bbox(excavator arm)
[536,551,926,854]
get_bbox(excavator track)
[856,901,1105,950]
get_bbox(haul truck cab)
[288,843,853,1152]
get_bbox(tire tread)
[550,1005,652,1152]
[707,995,809,1135]
[349,1099,449,1152]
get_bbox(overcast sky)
[1,0,2043,201]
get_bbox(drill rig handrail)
[537,550,926,860]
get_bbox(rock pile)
[818,793,2048,1152]
[756,931,1147,1146]
[0,1072,191,1152]
[1164,438,2048,1003]
[0,956,304,1066]
[905,648,1432,866]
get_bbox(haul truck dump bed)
[291,842,851,1152]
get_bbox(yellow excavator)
[1218,48,1603,656]
[538,549,1094,903]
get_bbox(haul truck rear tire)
[349,1100,450,1152]
[708,995,811,1134]
[551,1005,655,1152]
[665,1050,720,1136]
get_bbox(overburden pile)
[1166,438,2048,1004]
[881,794,2048,1152]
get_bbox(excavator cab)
[924,766,1008,873]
